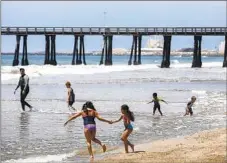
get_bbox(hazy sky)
[2,1,226,52]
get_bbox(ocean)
[1,54,226,162]
[1,54,224,66]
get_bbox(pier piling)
[99,36,106,65]
[138,35,142,65]
[44,35,57,65]
[107,35,113,65]
[192,35,202,68]
[128,37,135,65]
[105,35,113,65]
[72,35,78,65]
[13,35,21,66]
[21,35,29,66]
[128,35,142,65]
[133,35,138,65]
[73,35,86,65]
[100,35,113,66]
[78,36,83,65]
[50,35,57,65]
[161,35,171,68]
[44,35,50,65]
[82,36,86,65]
[104,36,108,65]
[223,35,227,67]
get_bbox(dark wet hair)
[20,68,25,71]
[82,101,96,112]
[85,101,96,111]
[153,93,157,97]
[191,96,196,100]
[121,104,135,122]
[82,103,87,111]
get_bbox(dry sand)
[95,128,226,163]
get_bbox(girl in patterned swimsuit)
[64,101,112,160]
[111,104,135,153]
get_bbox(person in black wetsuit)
[147,93,168,116]
[184,96,196,116]
[65,81,76,111]
[14,68,32,111]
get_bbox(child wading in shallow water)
[184,96,196,116]
[64,101,112,160]
[147,93,168,116]
[111,104,135,153]
[65,81,76,111]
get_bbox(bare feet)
[90,155,94,162]
[102,144,106,153]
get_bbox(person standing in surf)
[14,68,33,111]
[111,104,135,153]
[147,93,168,116]
[65,81,76,111]
[64,101,112,160]
[184,96,196,116]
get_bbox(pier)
[2,27,227,67]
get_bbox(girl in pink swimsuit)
[64,101,112,160]
[112,104,135,153]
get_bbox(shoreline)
[95,128,226,163]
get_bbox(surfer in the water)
[64,101,112,160]
[14,68,33,111]
[184,96,196,116]
[147,93,168,116]
[111,104,135,153]
[65,81,76,111]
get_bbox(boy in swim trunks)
[65,81,76,111]
[147,93,168,116]
[184,96,196,116]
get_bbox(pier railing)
[1,27,227,35]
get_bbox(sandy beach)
[96,128,226,163]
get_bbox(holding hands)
[108,120,114,124]
[108,120,119,124]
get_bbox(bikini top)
[123,115,130,124]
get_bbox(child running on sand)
[111,104,135,153]
[64,101,111,160]
[147,93,168,116]
[184,96,196,116]
[65,81,76,111]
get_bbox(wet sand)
[96,128,226,163]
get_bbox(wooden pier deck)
[2,27,226,35]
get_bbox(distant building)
[219,41,225,55]
[140,36,163,54]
